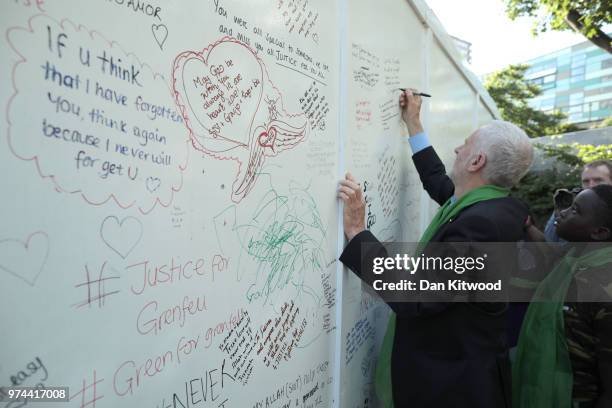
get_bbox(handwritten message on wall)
[7,15,188,213]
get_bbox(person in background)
[519,161,611,341]
[543,160,612,243]
[337,89,534,408]
[514,184,612,408]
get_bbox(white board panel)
[1,2,500,408]
[0,1,339,407]
[340,0,425,407]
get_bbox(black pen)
[398,89,432,98]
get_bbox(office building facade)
[524,38,612,127]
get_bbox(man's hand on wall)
[338,172,366,241]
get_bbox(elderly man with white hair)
[337,90,534,408]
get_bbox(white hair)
[474,120,534,188]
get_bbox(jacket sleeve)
[339,230,423,317]
[339,230,387,286]
[339,216,505,319]
[412,146,455,206]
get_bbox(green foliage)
[573,142,612,161]
[512,142,612,227]
[504,0,612,39]
[595,116,612,128]
[484,64,580,138]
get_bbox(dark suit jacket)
[340,146,529,408]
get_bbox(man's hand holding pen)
[399,88,424,136]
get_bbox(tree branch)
[564,9,612,54]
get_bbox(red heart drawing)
[257,127,277,151]
[173,37,309,203]
[0,231,49,286]
[173,38,264,157]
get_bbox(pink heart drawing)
[100,216,143,259]
[172,37,308,203]
[258,128,277,151]
[174,38,264,155]
[0,231,49,286]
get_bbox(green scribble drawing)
[212,172,332,347]
[237,179,327,307]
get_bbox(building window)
[528,73,556,89]
[569,105,583,114]
[571,54,586,83]
[540,98,555,110]
[569,112,583,122]
[531,59,557,72]
[569,92,584,105]
[570,75,584,83]
[541,82,555,90]
[571,66,585,83]
[529,77,543,85]
[600,99,612,110]
[568,93,584,116]
[525,63,556,82]
[571,54,586,67]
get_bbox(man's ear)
[590,226,611,241]
[468,151,486,172]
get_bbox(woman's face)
[555,189,610,242]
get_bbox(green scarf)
[375,185,510,407]
[512,245,612,408]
